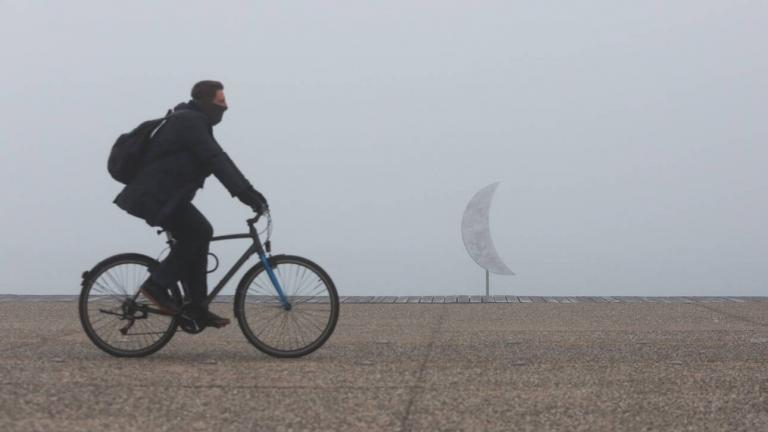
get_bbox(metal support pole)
[485,269,490,297]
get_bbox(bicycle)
[78,212,340,358]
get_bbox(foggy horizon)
[2,1,766,296]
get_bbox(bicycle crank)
[177,305,207,334]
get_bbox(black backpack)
[108,110,174,184]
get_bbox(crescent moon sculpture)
[461,182,514,294]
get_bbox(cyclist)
[113,80,268,328]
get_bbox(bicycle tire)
[78,253,180,358]
[234,255,339,358]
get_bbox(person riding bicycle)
[113,80,268,328]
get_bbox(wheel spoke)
[239,259,337,356]
[81,257,176,357]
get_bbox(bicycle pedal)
[177,314,206,334]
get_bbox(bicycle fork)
[259,252,292,311]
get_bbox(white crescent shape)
[461,182,515,275]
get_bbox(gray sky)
[1,1,766,296]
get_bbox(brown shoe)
[204,310,231,328]
[139,280,179,315]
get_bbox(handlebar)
[246,214,262,226]
[247,210,272,238]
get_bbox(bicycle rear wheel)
[234,255,339,358]
[78,253,179,357]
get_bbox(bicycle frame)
[196,215,291,309]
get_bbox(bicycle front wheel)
[234,255,339,358]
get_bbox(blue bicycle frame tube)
[259,252,290,308]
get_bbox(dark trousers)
[150,202,213,306]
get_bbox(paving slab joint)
[398,308,446,432]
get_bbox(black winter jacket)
[114,101,253,226]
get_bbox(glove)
[237,188,269,214]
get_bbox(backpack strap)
[149,109,179,139]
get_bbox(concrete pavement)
[2,301,768,431]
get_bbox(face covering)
[194,100,228,126]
